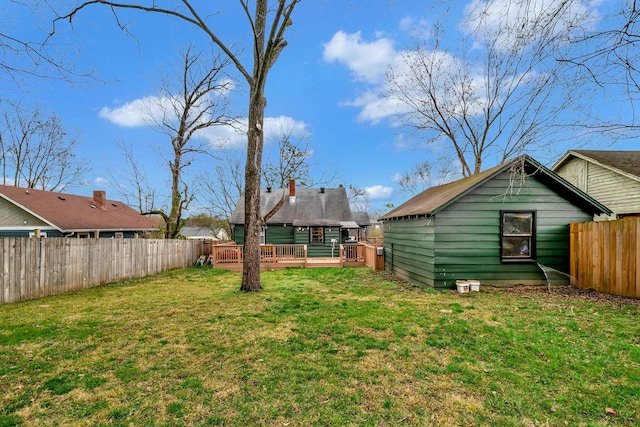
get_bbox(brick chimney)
[93,190,107,211]
[289,178,296,203]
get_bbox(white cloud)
[202,116,310,148]
[94,176,110,187]
[99,96,309,148]
[99,96,166,127]
[323,31,397,84]
[341,90,409,124]
[461,0,600,51]
[323,27,484,125]
[365,185,393,200]
[325,4,602,127]
[99,79,235,128]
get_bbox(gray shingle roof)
[352,212,371,227]
[230,186,354,226]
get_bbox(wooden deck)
[209,243,384,271]
[305,257,342,268]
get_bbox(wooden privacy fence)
[570,218,640,299]
[1,238,205,305]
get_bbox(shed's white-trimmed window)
[501,211,536,262]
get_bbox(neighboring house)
[552,150,640,218]
[179,226,229,241]
[380,155,612,288]
[229,180,360,257]
[0,186,157,238]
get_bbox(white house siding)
[556,158,587,191]
[555,157,640,217]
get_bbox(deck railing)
[341,243,365,266]
[211,244,307,271]
[210,243,383,271]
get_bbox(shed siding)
[383,217,435,286]
[433,171,592,287]
[556,157,640,216]
[385,170,594,288]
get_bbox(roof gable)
[382,155,612,220]
[0,185,157,232]
[552,150,640,183]
[230,186,354,226]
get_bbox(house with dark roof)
[380,155,612,288]
[0,186,158,238]
[229,180,364,257]
[552,150,640,218]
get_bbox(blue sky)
[3,0,638,215]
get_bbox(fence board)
[0,238,204,304]
[571,218,640,299]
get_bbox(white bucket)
[456,280,469,293]
[468,280,480,292]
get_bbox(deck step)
[306,257,342,268]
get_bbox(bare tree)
[262,128,313,189]
[348,185,370,213]
[1,2,94,87]
[0,104,88,190]
[106,47,231,239]
[144,46,231,239]
[460,0,640,138]
[201,148,246,241]
[386,5,590,176]
[261,126,338,189]
[51,0,301,291]
[107,141,157,214]
[396,155,457,196]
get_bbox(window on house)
[501,211,535,262]
[310,226,324,244]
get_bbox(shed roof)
[552,150,640,182]
[381,155,612,220]
[0,185,157,232]
[230,185,354,227]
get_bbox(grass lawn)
[0,267,639,426]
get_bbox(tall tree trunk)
[241,82,266,292]
[167,147,182,239]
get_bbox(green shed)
[380,155,612,288]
